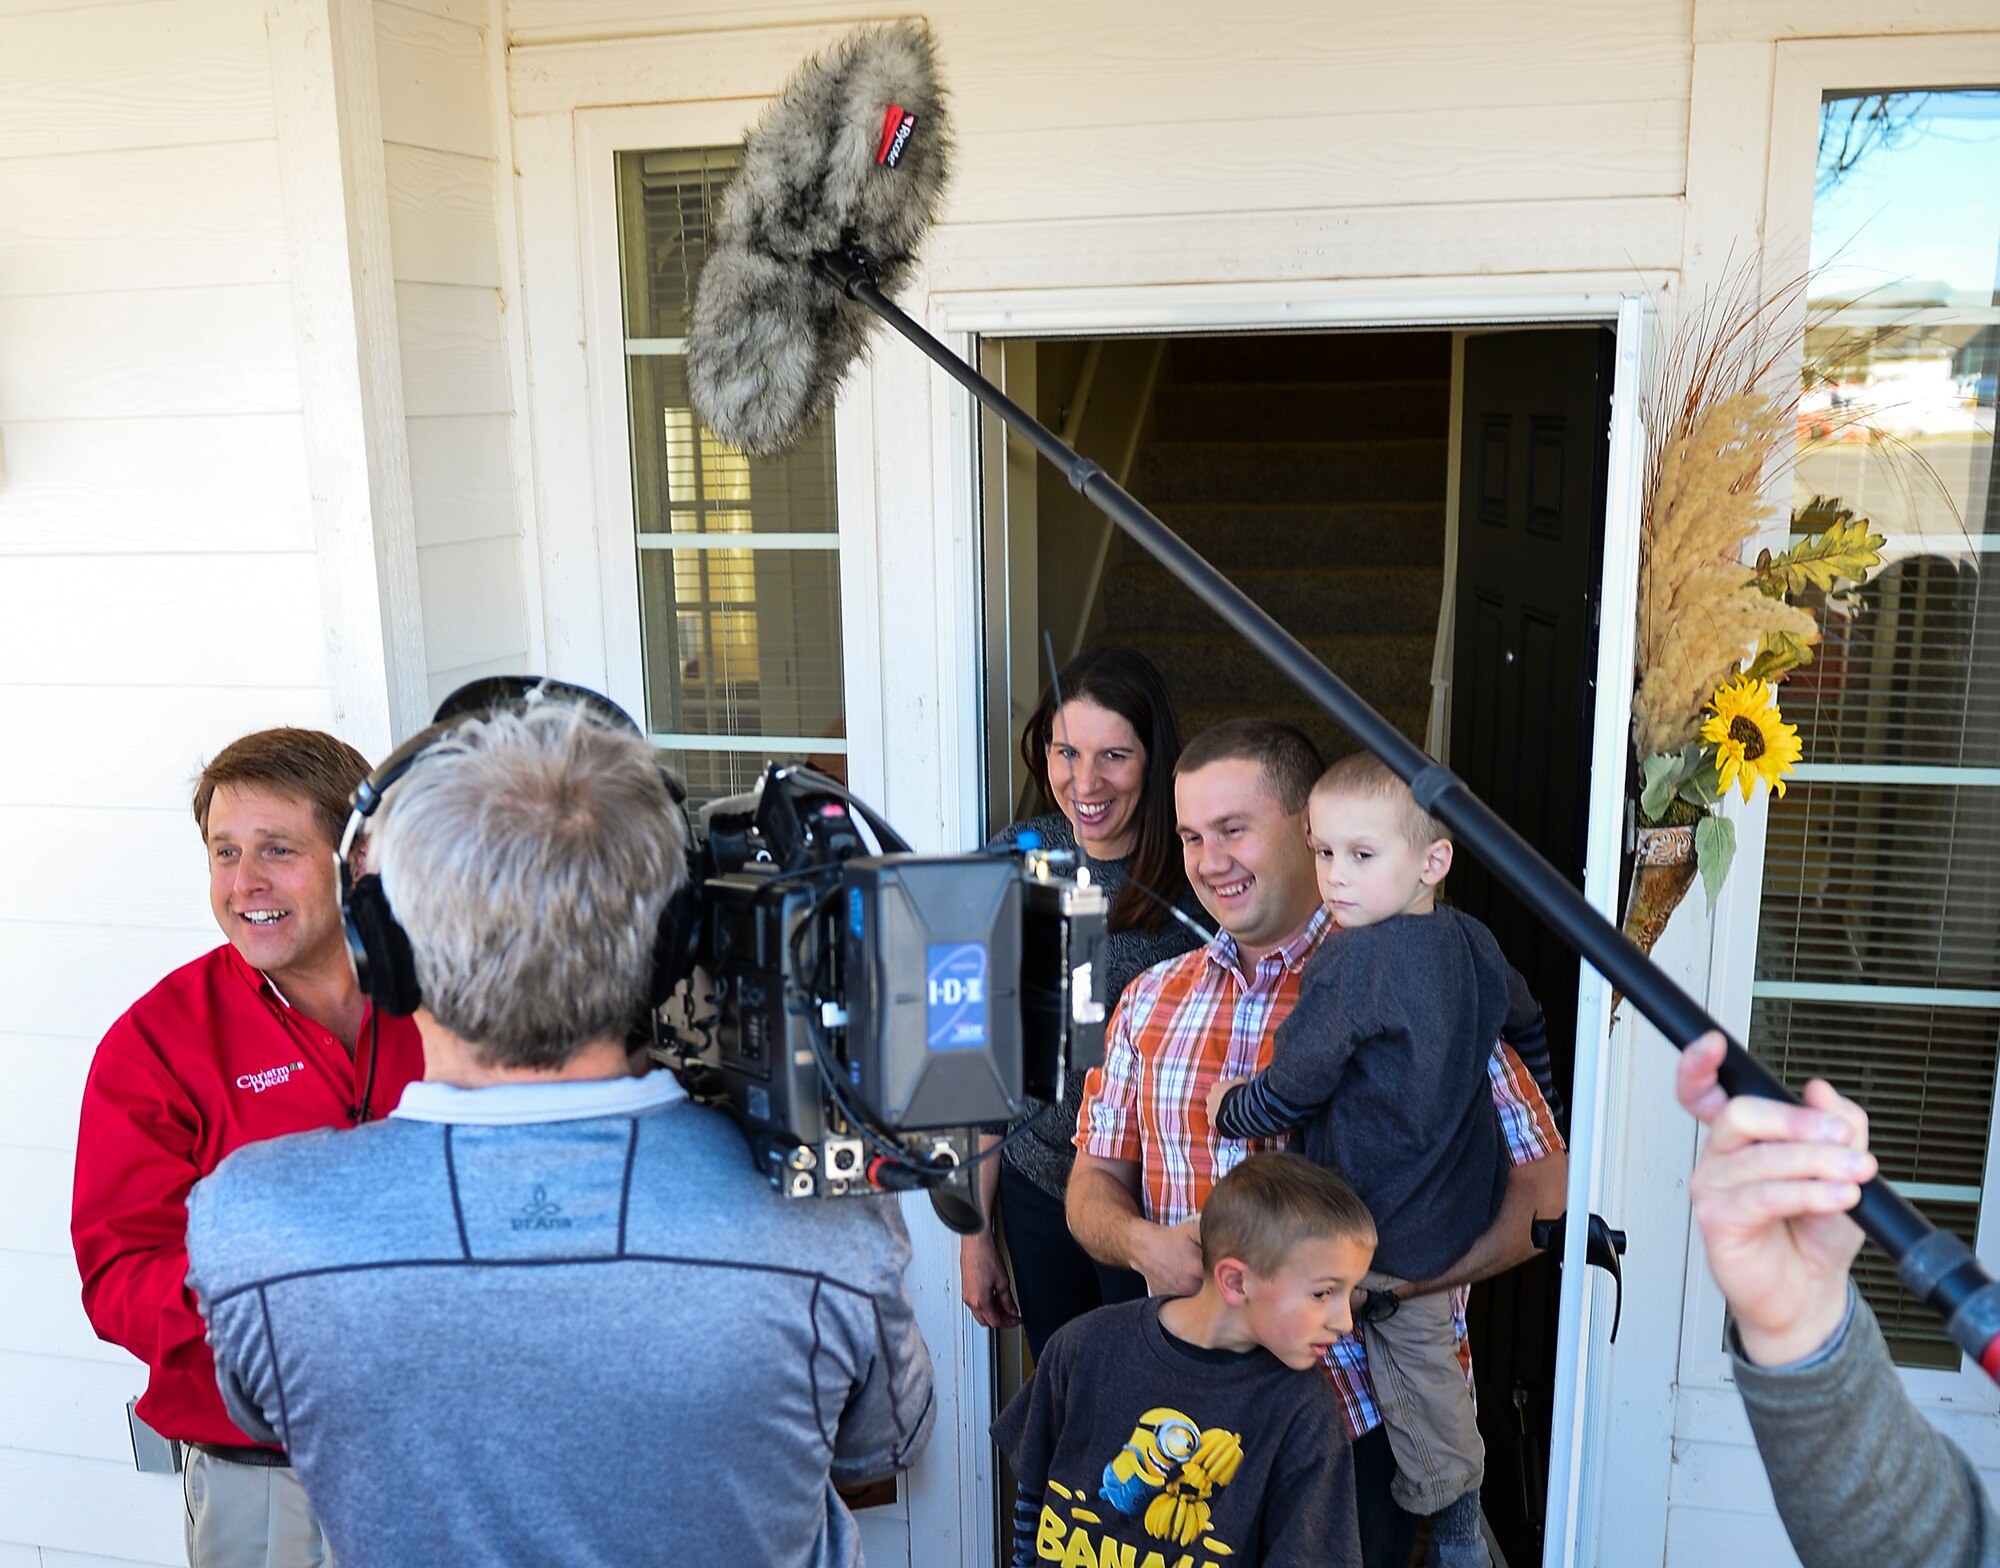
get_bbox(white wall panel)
[376,0,530,706]
[0,1035,94,1153]
[5,923,214,1043]
[0,1451,180,1565]
[394,0,483,21]
[0,0,273,158]
[0,417,312,556]
[0,287,300,421]
[0,1352,151,1465]
[376,0,489,157]
[416,536,530,672]
[926,197,1686,292]
[0,142,286,297]
[944,99,1686,225]
[0,557,327,691]
[0,1147,79,1257]
[511,0,1690,117]
[407,413,518,546]
[1696,0,1998,38]
[0,687,338,811]
[384,143,502,286]
[1,809,211,935]
[394,282,511,419]
[509,111,602,689]
[426,653,536,710]
[1665,1506,1800,1567]
[0,1251,140,1363]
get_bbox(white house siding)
[377,0,536,710]
[0,1,333,1562]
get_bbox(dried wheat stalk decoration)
[1631,266,1819,758]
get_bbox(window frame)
[573,102,886,806]
[1687,32,2000,1410]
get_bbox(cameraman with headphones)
[184,690,934,1567]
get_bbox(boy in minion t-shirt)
[993,1153,1371,1568]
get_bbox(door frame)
[937,278,1651,1568]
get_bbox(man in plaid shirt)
[1069,718,1568,1568]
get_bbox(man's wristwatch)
[1356,1287,1402,1324]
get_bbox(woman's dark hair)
[1018,645,1189,935]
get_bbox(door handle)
[1532,1212,1629,1341]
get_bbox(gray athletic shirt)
[187,1075,934,1568]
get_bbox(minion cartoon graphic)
[1100,1407,1246,1547]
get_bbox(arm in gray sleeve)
[209,1329,284,1447]
[1213,1073,1315,1138]
[183,1184,283,1447]
[1221,960,1359,1136]
[828,1202,936,1485]
[1735,1290,1999,1568]
[1501,963,1564,1125]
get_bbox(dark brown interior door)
[1448,324,1613,1566]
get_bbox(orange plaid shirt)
[1074,909,1328,1221]
[1074,907,1565,1437]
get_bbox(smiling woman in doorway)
[960,645,1209,1357]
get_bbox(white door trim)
[926,275,1654,1568]
[1549,292,1651,1568]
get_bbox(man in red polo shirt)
[71,728,424,1568]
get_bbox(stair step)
[1133,438,1446,503]
[1153,379,1449,442]
[1167,332,1452,384]
[1103,562,1444,639]
[1122,632,1436,709]
[1148,501,1444,567]
[1179,701,1434,762]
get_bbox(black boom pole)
[814,244,2000,1382]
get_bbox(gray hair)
[372,702,687,1070]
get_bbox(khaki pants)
[182,1449,331,1568]
[1359,1270,1485,1516]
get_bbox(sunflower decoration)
[1629,494,1878,932]
[1701,677,1802,802]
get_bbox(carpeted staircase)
[1103,332,1451,763]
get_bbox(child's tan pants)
[1359,1269,1486,1516]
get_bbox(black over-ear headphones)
[338,676,700,1018]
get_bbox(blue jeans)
[997,1161,1145,1359]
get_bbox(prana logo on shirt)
[513,1185,573,1232]
[234,1061,307,1094]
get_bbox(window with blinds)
[614,147,846,806]
[1750,89,2000,1367]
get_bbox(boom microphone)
[686,20,950,456]
[683,23,2000,1380]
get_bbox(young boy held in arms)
[994,1152,1372,1568]
[1207,752,1549,1567]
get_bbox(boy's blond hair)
[1311,752,1449,851]
[1200,1152,1376,1277]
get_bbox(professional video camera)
[657,761,1110,1233]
